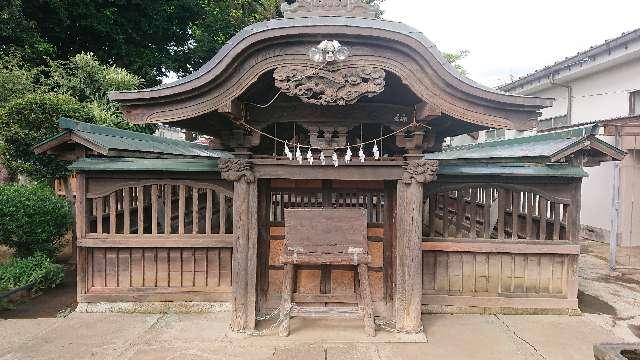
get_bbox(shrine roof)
[106,7,553,132]
[110,16,548,107]
[68,158,222,172]
[34,118,232,159]
[424,125,625,164]
[437,163,588,178]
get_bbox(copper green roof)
[68,158,222,172]
[438,163,587,178]
[425,125,625,163]
[34,118,233,159]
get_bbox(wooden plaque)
[284,208,368,255]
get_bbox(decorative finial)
[281,0,378,19]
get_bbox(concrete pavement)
[2,243,637,359]
[0,312,623,360]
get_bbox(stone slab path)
[0,312,622,360]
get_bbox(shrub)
[0,183,72,258]
[0,253,64,293]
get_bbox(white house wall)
[527,59,640,123]
[515,58,640,243]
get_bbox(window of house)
[630,90,640,115]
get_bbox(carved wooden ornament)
[401,160,439,184]
[218,159,256,183]
[274,65,385,106]
[281,0,378,18]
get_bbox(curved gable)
[110,16,552,130]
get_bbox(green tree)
[0,94,94,181]
[44,53,155,134]
[0,0,56,64]
[443,49,470,76]
[0,54,39,105]
[2,0,203,85]
[171,0,281,75]
[173,0,385,76]
[3,0,385,84]
[0,54,154,181]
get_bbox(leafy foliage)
[46,53,142,104]
[0,183,72,258]
[0,253,65,293]
[0,53,155,180]
[4,0,203,85]
[0,0,56,64]
[3,0,386,84]
[0,94,94,180]
[0,54,39,105]
[443,50,470,76]
[172,0,281,76]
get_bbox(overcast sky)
[380,0,640,87]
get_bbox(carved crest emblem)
[273,65,386,106]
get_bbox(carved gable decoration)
[281,0,379,18]
[218,159,255,183]
[273,65,386,106]
[402,160,439,184]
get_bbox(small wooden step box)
[279,208,375,337]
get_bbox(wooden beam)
[394,180,423,333]
[78,235,234,248]
[383,181,396,306]
[76,174,88,299]
[230,177,258,331]
[422,295,578,310]
[247,102,413,127]
[421,239,580,255]
[79,290,231,303]
[252,160,405,181]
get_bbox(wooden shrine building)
[35,0,625,333]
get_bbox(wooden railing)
[84,181,233,243]
[421,182,580,310]
[76,177,235,303]
[424,184,571,241]
[269,188,385,224]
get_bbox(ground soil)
[578,290,617,317]
[622,350,640,360]
[0,246,12,264]
[1,267,77,319]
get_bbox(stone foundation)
[422,304,581,316]
[75,302,231,314]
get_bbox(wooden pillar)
[220,159,258,331]
[394,160,438,333]
[320,180,333,295]
[256,179,271,314]
[566,181,582,304]
[75,174,88,300]
[383,181,396,308]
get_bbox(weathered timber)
[383,181,396,305]
[78,235,234,248]
[76,174,88,298]
[279,208,375,336]
[422,239,580,255]
[279,263,294,336]
[395,180,424,333]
